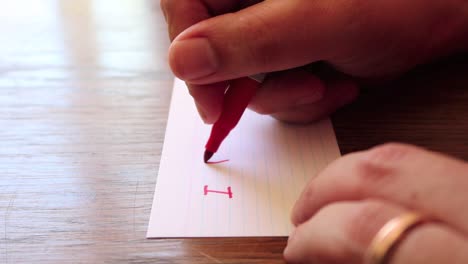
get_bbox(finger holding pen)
[166,0,362,124]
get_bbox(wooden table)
[1,1,467,263]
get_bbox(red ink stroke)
[203,185,233,199]
[206,159,229,164]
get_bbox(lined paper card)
[147,78,341,237]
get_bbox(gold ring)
[365,212,427,264]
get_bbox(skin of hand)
[161,0,468,124]
[284,143,468,264]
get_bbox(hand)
[284,143,468,263]
[161,0,468,123]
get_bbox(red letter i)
[203,185,233,199]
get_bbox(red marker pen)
[204,74,265,163]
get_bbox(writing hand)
[162,0,468,123]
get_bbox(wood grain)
[334,56,468,159]
[0,1,467,263]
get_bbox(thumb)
[168,0,350,84]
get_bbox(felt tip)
[204,151,214,163]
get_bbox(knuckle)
[353,143,412,187]
[368,143,414,162]
[353,158,393,187]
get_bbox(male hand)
[161,0,468,123]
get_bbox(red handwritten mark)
[203,185,233,199]
[206,159,229,164]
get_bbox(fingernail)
[169,38,219,81]
[295,86,325,106]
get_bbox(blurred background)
[0,1,190,263]
[0,0,170,85]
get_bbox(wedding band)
[365,212,427,264]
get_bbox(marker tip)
[204,151,214,163]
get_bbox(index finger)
[187,81,228,124]
[161,0,260,123]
